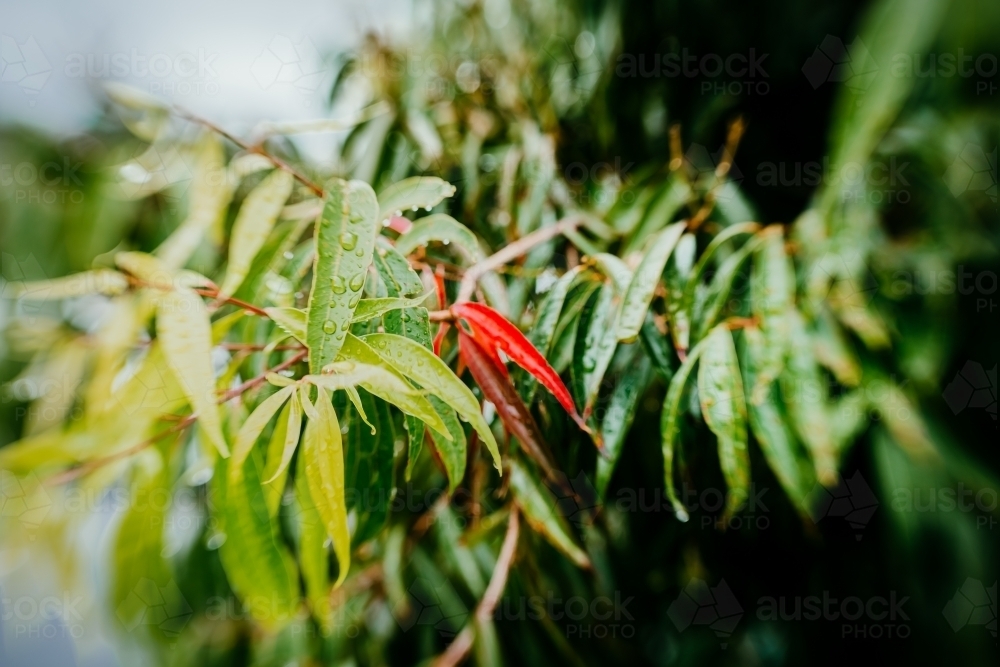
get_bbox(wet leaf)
[376,176,456,222]
[156,287,228,457]
[616,221,687,343]
[363,332,500,472]
[306,179,378,374]
[509,460,590,569]
[219,169,294,297]
[302,386,350,587]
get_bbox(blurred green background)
[1,0,997,665]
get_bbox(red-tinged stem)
[432,507,520,667]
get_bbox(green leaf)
[262,393,302,512]
[616,221,687,342]
[265,307,307,344]
[344,391,397,544]
[302,386,351,587]
[783,309,837,485]
[623,175,691,254]
[8,269,129,299]
[693,234,764,342]
[155,134,233,269]
[376,176,456,222]
[509,460,590,569]
[112,459,175,638]
[229,385,295,485]
[213,451,298,627]
[748,226,794,403]
[427,398,468,492]
[660,335,710,521]
[572,283,618,416]
[394,213,485,263]
[596,349,652,498]
[219,169,294,297]
[306,179,379,374]
[156,287,229,457]
[350,293,432,323]
[373,241,424,297]
[698,325,750,517]
[665,233,696,352]
[294,449,332,627]
[361,332,499,471]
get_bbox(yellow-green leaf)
[362,332,499,472]
[8,269,129,300]
[265,307,307,344]
[350,293,432,323]
[376,176,456,222]
[219,169,294,297]
[306,179,378,373]
[156,287,229,456]
[228,385,295,485]
[616,221,687,342]
[302,387,351,587]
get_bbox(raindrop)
[331,276,347,294]
[323,321,336,334]
[349,273,365,291]
[339,232,358,251]
[349,294,361,308]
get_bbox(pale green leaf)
[361,332,500,472]
[376,176,456,222]
[698,325,750,517]
[306,179,378,373]
[302,386,351,587]
[156,287,229,457]
[265,307,307,344]
[616,221,687,342]
[394,213,485,263]
[219,169,295,297]
[350,293,432,323]
[228,385,295,485]
[8,269,129,300]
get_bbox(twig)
[688,117,746,231]
[433,507,520,667]
[47,350,308,486]
[456,215,584,303]
[174,106,326,198]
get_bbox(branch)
[456,215,584,303]
[173,106,326,198]
[433,507,520,667]
[47,350,308,485]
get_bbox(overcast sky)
[0,0,409,138]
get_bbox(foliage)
[1,0,998,665]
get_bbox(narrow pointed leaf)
[749,225,794,403]
[596,351,653,498]
[660,336,711,521]
[362,332,501,472]
[229,385,295,485]
[395,214,485,262]
[156,287,229,456]
[9,269,129,300]
[377,176,456,222]
[350,293,432,323]
[306,179,378,373]
[509,460,590,569]
[698,325,750,517]
[295,450,332,627]
[219,169,294,297]
[302,387,351,587]
[460,331,552,477]
[451,302,589,438]
[616,221,687,342]
[263,392,302,489]
[265,307,307,344]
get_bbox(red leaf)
[459,331,556,479]
[387,215,412,234]
[451,302,591,439]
